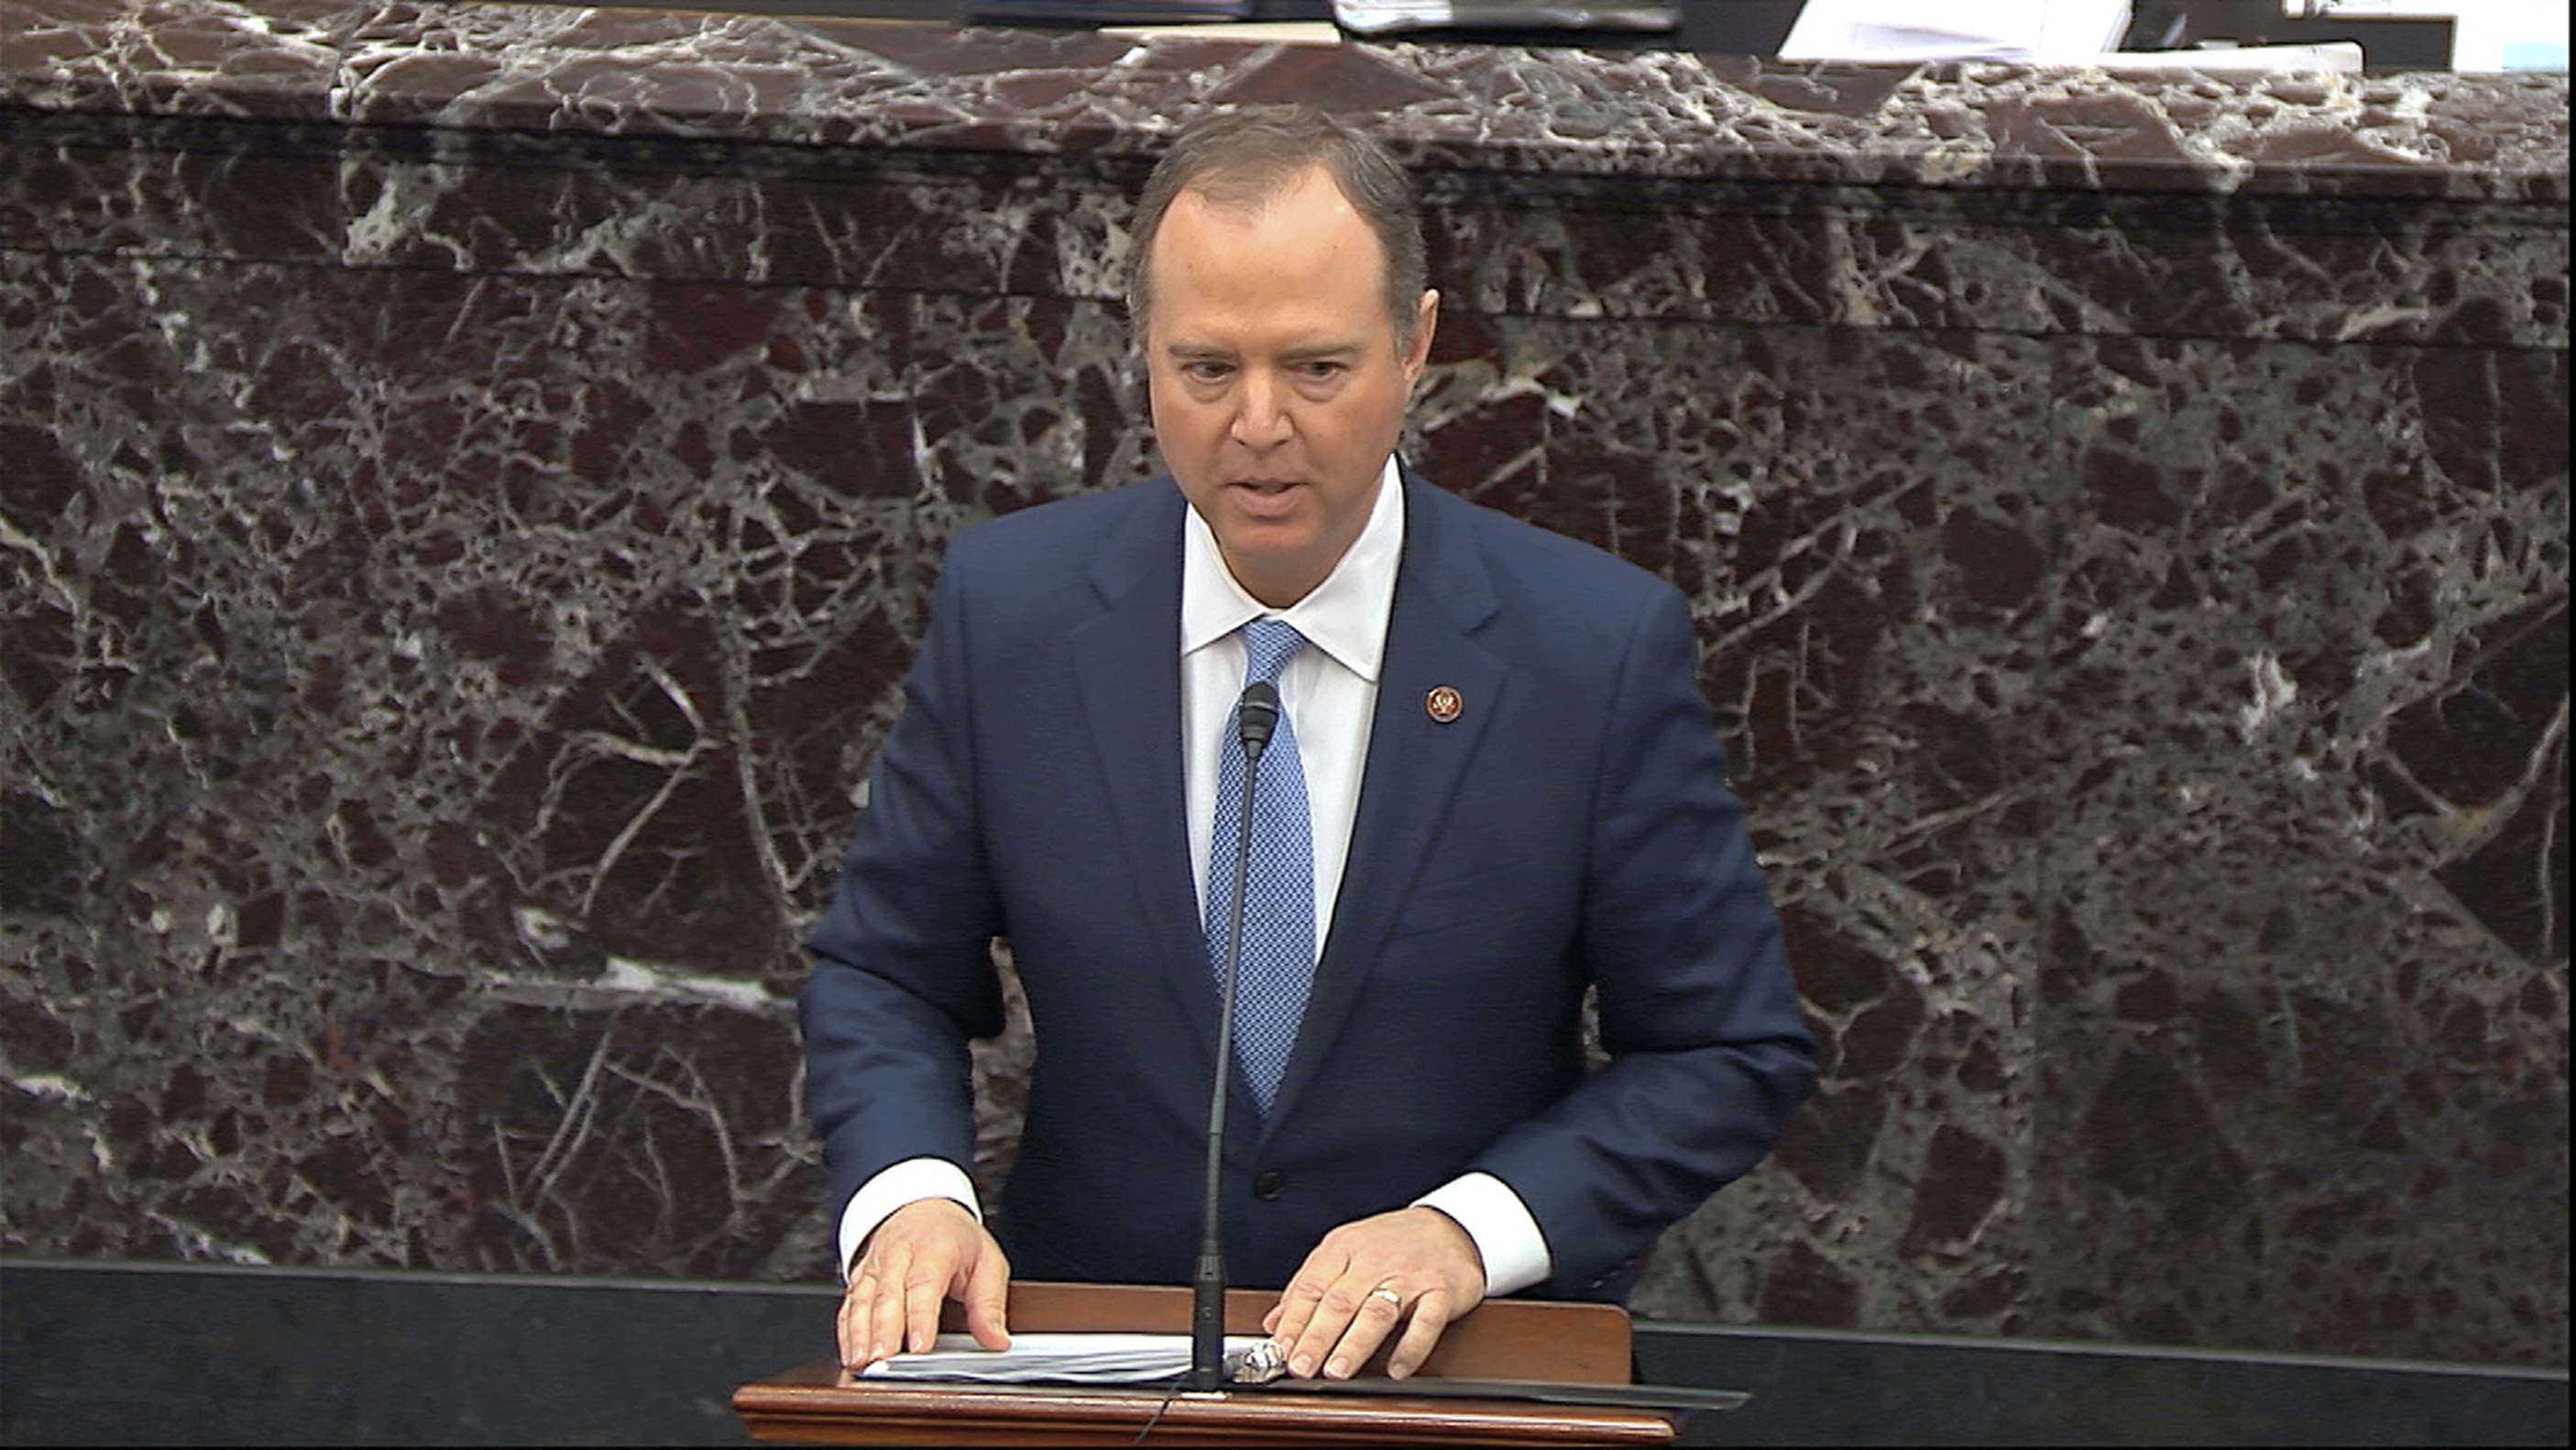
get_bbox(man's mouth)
[1226,478,1306,520]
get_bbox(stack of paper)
[860,1333,1271,1386]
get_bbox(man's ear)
[1405,289,1441,379]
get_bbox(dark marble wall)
[2,0,2564,1368]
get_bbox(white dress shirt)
[839,457,1551,1300]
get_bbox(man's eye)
[1185,362,1233,382]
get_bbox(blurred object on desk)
[967,0,1254,26]
[1334,0,1674,36]
[2121,1,2470,68]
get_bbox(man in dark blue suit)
[803,105,1813,1384]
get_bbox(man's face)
[1144,164,1438,609]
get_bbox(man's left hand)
[1262,1206,1486,1379]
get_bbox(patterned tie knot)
[1241,617,1307,686]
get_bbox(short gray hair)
[1125,105,1429,355]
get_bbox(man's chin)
[1217,531,1319,569]
[1213,532,1335,607]
[1209,491,1319,549]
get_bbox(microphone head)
[1237,681,1281,753]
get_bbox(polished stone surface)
[2,0,2565,1368]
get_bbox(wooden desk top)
[732,1358,1678,1445]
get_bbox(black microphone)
[1236,681,1280,756]
[1192,679,1280,1392]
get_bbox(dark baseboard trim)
[4,1258,2565,1446]
[1633,1318,2568,1446]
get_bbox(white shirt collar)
[1181,455,1404,683]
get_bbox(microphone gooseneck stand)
[1190,680,1281,1393]
[1178,681,1749,1425]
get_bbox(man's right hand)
[838,1197,1012,1372]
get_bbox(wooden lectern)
[732,1280,1677,1445]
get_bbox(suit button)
[1253,1171,1288,1201]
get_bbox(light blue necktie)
[1207,617,1314,1115]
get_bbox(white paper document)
[860,1332,1271,1386]
[2101,42,2364,71]
[1779,0,2133,62]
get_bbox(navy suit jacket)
[803,469,1813,1299]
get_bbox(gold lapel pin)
[1424,686,1463,724]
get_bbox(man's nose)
[1231,371,1293,449]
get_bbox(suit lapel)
[1264,474,1504,1128]
[1069,487,1222,1051]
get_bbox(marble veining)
[3,0,2567,198]
[2,0,2565,1368]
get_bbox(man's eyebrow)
[1160,340,1366,363]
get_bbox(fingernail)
[1326,1357,1350,1379]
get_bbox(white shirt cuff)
[835,1157,981,1281]
[1414,1171,1552,1298]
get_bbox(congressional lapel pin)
[1424,685,1463,724]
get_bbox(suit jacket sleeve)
[800,547,1005,1221]
[1465,581,1814,1298]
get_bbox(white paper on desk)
[2101,42,2365,71]
[860,1333,1270,1385]
[1780,0,2132,62]
[1333,0,1453,31]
